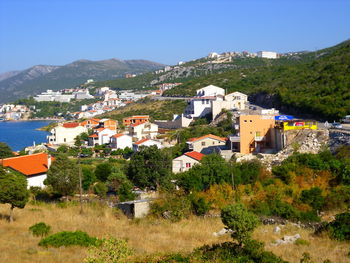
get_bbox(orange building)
[97,119,118,131]
[80,118,100,129]
[123,115,150,127]
[231,115,276,154]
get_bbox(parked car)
[331,122,343,129]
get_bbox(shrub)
[85,237,132,263]
[93,182,108,198]
[29,222,51,237]
[300,187,325,211]
[191,196,211,216]
[221,203,259,245]
[38,231,100,247]
[328,212,350,241]
[295,239,310,246]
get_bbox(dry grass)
[0,203,228,263]
[1,203,349,263]
[254,224,350,263]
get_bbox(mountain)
[0,59,164,103]
[0,70,22,82]
[163,39,350,121]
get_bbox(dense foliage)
[29,222,51,237]
[0,142,14,159]
[38,231,100,248]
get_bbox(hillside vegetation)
[164,40,350,121]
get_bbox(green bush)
[93,182,108,198]
[38,231,100,247]
[29,222,51,237]
[300,187,325,211]
[328,212,350,241]
[191,196,211,216]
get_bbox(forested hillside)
[164,40,350,120]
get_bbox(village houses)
[47,122,88,145]
[186,134,227,154]
[129,122,158,141]
[172,151,204,174]
[110,133,133,149]
[132,138,163,151]
[0,153,53,188]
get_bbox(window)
[186,163,191,168]
[201,142,206,146]
[244,120,247,122]
[206,99,209,104]
[255,131,261,137]
[64,138,66,142]
[202,99,205,104]
[250,120,252,122]
[213,142,215,145]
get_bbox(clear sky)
[0,0,349,73]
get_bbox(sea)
[0,121,53,151]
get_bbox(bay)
[0,121,53,151]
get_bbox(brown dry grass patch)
[0,203,228,263]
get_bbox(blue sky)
[0,0,349,73]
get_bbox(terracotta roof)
[184,151,205,161]
[124,115,149,120]
[111,133,125,138]
[89,134,98,138]
[63,122,80,128]
[134,138,149,145]
[187,134,227,143]
[0,153,53,177]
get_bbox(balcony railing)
[255,136,265,141]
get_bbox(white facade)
[133,139,163,151]
[172,154,200,174]
[47,124,87,145]
[27,174,47,188]
[96,87,110,95]
[129,122,158,140]
[110,134,133,149]
[89,128,116,146]
[34,90,75,103]
[257,51,277,59]
[195,85,225,97]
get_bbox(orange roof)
[89,134,98,138]
[134,138,149,145]
[188,134,227,143]
[63,122,80,128]
[0,153,52,177]
[111,133,125,138]
[124,115,149,120]
[184,151,205,161]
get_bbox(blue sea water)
[0,121,53,151]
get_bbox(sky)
[0,0,349,73]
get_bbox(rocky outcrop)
[329,131,350,152]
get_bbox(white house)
[184,85,225,118]
[132,138,163,151]
[88,128,116,146]
[257,51,277,59]
[172,151,204,174]
[0,153,53,188]
[211,91,248,119]
[129,122,158,140]
[47,123,87,145]
[110,133,133,149]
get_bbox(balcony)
[254,136,265,141]
[229,135,240,142]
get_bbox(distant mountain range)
[0,59,165,103]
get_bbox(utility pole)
[78,146,83,214]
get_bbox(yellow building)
[282,120,317,131]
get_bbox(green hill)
[164,39,350,121]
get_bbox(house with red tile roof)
[110,133,132,149]
[88,127,116,146]
[47,122,88,145]
[0,153,53,188]
[186,134,227,154]
[172,151,204,173]
[132,138,162,151]
[123,115,150,127]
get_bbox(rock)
[273,226,281,233]
[213,228,232,237]
[272,234,301,246]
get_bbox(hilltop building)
[257,51,278,59]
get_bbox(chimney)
[47,154,52,169]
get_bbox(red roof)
[89,134,98,138]
[63,122,80,128]
[184,151,205,161]
[134,138,149,145]
[111,133,125,138]
[188,134,227,143]
[0,153,53,177]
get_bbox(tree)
[0,167,29,222]
[300,187,325,211]
[82,165,97,191]
[46,154,79,197]
[0,142,14,159]
[95,162,112,182]
[127,145,171,189]
[221,203,259,245]
[107,168,135,202]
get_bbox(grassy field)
[0,203,349,263]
